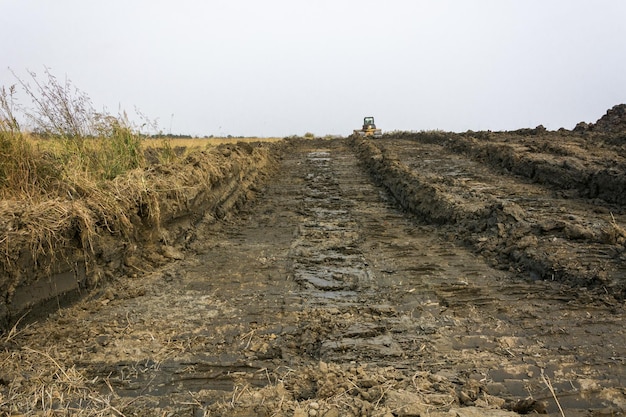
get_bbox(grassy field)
[146,136,283,150]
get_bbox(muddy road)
[2,137,625,416]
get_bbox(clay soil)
[1,133,625,416]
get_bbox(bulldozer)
[353,116,382,138]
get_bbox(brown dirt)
[575,104,626,136]
[1,134,625,416]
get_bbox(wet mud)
[1,136,625,416]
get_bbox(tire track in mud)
[290,150,373,300]
[286,146,407,363]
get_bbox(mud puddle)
[1,138,624,416]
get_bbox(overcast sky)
[2,1,625,137]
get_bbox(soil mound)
[574,103,626,133]
[595,104,626,133]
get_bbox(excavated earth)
[1,133,626,416]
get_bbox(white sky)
[2,0,626,137]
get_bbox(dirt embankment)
[0,141,281,331]
[379,129,626,205]
[352,132,626,298]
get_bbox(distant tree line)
[149,133,194,139]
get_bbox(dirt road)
[2,137,625,416]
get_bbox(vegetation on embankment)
[0,71,147,200]
[0,72,282,330]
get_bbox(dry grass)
[176,136,281,147]
[0,347,124,416]
[1,71,145,200]
[540,369,566,417]
[4,76,282,185]
[145,136,282,150]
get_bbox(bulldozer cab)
[363,117,376,128]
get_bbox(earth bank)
[0,141,280,331]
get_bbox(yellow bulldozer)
[353,116,382,138]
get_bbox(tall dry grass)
[0,85,62,199]
[1,69,146,201]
